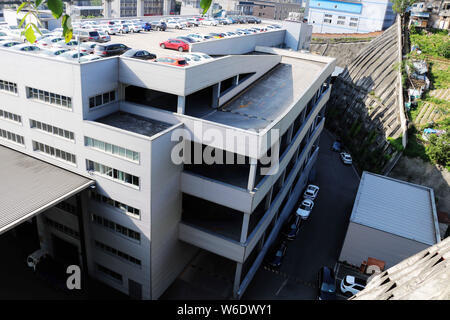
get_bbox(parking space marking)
[263,265,317,289]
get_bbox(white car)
[303,184,319,200]
[100,24,120,35]
[79,54,102,62]
[38,47,70,57]
[187,33,214,41]
[80,41,97,54]
[129,23,143,33]
[35,36,65,49]
[201,19,218,26]
[340,275,366,297]
[53,39,79,50]
[179,53,203,65]
[188,52,213,62]
[56,50,89,61]
[166,21,184,29]
[340,152,352,165]
[0,30,12,41]
[11,43,41,53]
[0,40,21,48]
[296,199,314,220]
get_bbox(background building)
[104,0,175,18]
[237,0,303,20]
[306,0,396,34]
[339,171,440,269]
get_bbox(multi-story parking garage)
[0,24,335,299]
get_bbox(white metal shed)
[339,171,440,269]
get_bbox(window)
[94,240,141,267]
[349,22,357,27]
[55,201,77,215]
[96,263,123,283]
[91,214,141,243]
[44,217,79,239]
[324,14,332,18]
[0,80,18,94]
[86,159,140,187]
[0,110,21,124]
[0,128,24,145]
[337,21,345,25]
[338,16,346,19]
[84,136,139,163]
[89,90,116,109]
[32,140,76,164]
[26,87,72,109]
[350,17,359,22]
[30,119,74,141]
[89,190,140,219]
[323,19,332,23]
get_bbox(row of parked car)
[159,24,282,53]
[265,184,320,269]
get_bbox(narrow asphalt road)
[242,129,360,299]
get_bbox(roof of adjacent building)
[0,145,94,235]
[350,171,440,246]
[351,236,450,300]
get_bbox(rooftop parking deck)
[202,55,326,132]
[96,111,172,137]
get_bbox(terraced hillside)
[326,20,406,173]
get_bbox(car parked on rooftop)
[303,184,319,200]
[38,48,70,57]
[54,39,79,50]
[159,39,189,52]
[166,20,185,29]
[122,49,156,60]
[153,57,188,67]
[150,21,167,31]
[94,43,130,57]
[79,54,102,63]
[11,43,41,53]
[97,31,111,43]
[35,36,65,49]
[0,40,21,48]
[128,23,143,33]
[187,33,213,41]
[201,19,218,26]
[56,50,88,61]
[79,42,98,54]
[176,36,198,43]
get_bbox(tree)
[199,0,212,15]
[391,0,417,16]
[426,132,450,169]
[17,0,72,43]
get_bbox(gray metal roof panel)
[0,146,94,234]
[350,172,439,245]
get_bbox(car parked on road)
[153,57,188,67]
[160,39,189,52]
[340,152,352,165]
[267,241,288,268]
[187,33,213,41]
[122,49,156,60]
[303,184,319,200]
[340,275,366,297]
[331,140,341,152]
[282,214,302,240]
[296,199,314,220]
[318,266,337,300]
[94,43,130,57]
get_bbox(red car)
[159,39,189,52]
[153,57,189,67]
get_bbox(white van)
[26,249,48,271]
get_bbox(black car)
[150,21,167,31]
[331,140,341,152]
[246,17,258,24]
[282,214,302,240]
[318,266,337,300]
[94,43,130,57]
[267,241,288,268]
[121,49,156,60]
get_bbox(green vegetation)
[392,0,417,15]
[410,29,450,59]
[388,136,404,152]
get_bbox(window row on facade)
[89,190,140,219]
[89,90,116,109]
[84,136,139,163]
[91,213,141,243]
[26,87,72,109]
[32,140,77,164]
[0,128,25,145]
[55,201,77,215]
[30,119,75,141]
[86,159,140,188]
[44,217,80,239]
[94,240,142,267]
[96,263,123,283]
[0,109,21,124]
[0,79,17,94]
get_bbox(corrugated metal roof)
[350,172,439,246]
[0,146,94,234]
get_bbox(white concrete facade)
[306,0,396,34]
[0,35,334,299]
